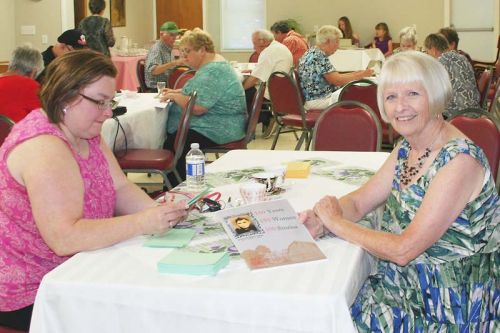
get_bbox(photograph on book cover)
[218,199,326,270]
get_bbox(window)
[220,0,265,51]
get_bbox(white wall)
[0,0,15,60]
[0,0,155,61]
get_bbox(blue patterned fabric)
[297,47,336,101]
[351,138,500,332]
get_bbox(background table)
[111,55,146,91]
[101,93,168,151]
[329,48,384,72]
[30,150,389,333]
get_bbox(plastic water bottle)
[185,143,205,191]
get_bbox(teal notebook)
[144,229,196,248]
[157,251,230,276]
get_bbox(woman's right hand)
[137,201,188,235]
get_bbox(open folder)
[366,60,382,74]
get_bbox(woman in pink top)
[0,50,187,331]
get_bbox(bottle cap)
[190,143,199,149]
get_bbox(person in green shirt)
[161,28,246,184]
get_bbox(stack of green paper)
[144,229,196,248]
[157,251,230,276]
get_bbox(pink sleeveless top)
[0,109,116,310]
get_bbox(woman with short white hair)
[301,51,500,331]
[397,25,418,52]
[297,25,373,110]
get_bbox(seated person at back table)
[337,16,360,47]
[243,29,294,132]
[424,33,480,118]
[0,45,42,122]
[161,28,246,185]
[393,25,418,54]
[37,29,87,83]
[439,27,474,67]
[300,51,499,332]
[371,22,393,57]
[0,50,187,332]
[298,25,373,110]
[145,21,186,90]
[270,20,309,68]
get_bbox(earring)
[63,108,68,113]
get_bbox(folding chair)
[268,71,323,150]
[449,108,500,189]
[0,114,15,147]
[167,66,191,89]
[204,82,266,158]
[312,100,382,152]
[338,79,399,149]
[114,91,197,190]
[173,69,196,89]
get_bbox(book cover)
[216,199,326,270]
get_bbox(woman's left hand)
[313,196,343,230]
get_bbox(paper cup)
[240,182,266,204]
[252,172,279,193]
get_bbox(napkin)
[286,161,311,178]
[157,251,230,276]
[144,229,196,248]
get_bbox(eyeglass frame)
[79,93,118,111]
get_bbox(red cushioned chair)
[204,82,266,158]
[248,51,259,63]
[476,66,494,109]
[0,325,27,333]
[167,66,191,89]
[338,79,399,149]
[312,100,382,152]
[135,59,156,93]
[490,77,500,114]
[268,71,323,150]
[114,91,197,190]
[173,69,196,89]
[0,114,15,147]
[449,108,500,189]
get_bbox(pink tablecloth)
[111,55,145,91]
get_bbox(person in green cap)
[144,21,185,89]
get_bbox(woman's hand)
[137,201,188,235]
[313,196,343,232]
[298,209,325,239]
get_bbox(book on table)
[215,199,326,270]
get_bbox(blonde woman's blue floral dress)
[351,138,500,332]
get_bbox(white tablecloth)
[101,93,168,151]
[30,150,389,333]
[329,48,384,72]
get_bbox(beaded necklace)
[400,125,443,186]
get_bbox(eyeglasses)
[181,48,193,55]
[79,93,118,111]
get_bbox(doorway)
[155,0,203,37]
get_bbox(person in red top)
[271,20,309,67]
[0,45,42,122]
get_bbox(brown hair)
[338,16,353,39]
[375,22,391,40]
[424,33,449,52]
[40,49,117,123]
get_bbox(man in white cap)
[145,21,185,89]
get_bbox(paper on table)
[157,250,230,276]
[144,229,196,248]
[154,99,172,109]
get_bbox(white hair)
[253,29,274,42]
[399,25,417,45]
[316,25,342,45]
[377,51,451,121]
